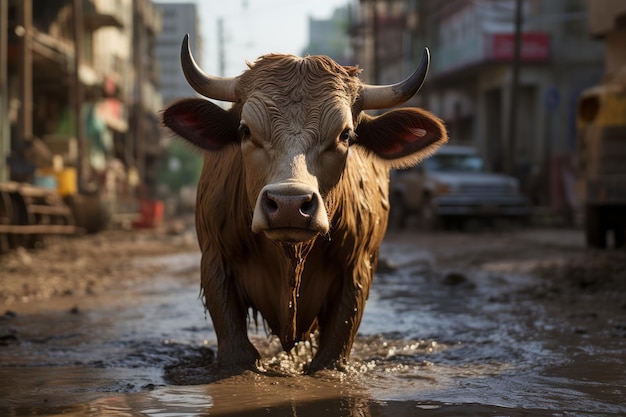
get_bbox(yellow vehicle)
[576,75,626,248]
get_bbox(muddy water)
[1,237,625,416]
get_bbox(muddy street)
[0,226,625,416]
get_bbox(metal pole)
[73,0,86,192]
[506,0,523,175]
[217,18,225,77]
[371,0,379,84]
[18,0,33,141]
[0,0,9,182]
[133,0,144,196]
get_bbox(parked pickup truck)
[389,145,530,229]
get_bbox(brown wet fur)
[194,146,390,373]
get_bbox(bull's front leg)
[307,270,371,373]
[201,253,260,373]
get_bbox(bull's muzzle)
[252,184,329,243]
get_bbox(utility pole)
[371,0,379,84]
[73,0,86,191]
[18,0,33,142]
[506,0,523,176]
[217,18,225,77]
[0,0,9,182]
[132,0,144,196]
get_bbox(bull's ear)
[355,108,448,168]
[162,98,239,151]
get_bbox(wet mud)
[0,228,625,416]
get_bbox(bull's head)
[163,35,446,244]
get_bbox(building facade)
[350,0,605,206]
[0,0,164,209]
[304,6,352,66]
[154,2,201,106]
[586,0,626,77]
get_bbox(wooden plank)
[0,224,76,234]
[26,205,73,216]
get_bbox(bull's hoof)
[211,344,261,378]
[163,345,216,385]
[208,360,261,380]
[306,356,348,374]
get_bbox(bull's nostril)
[263,192,279,214]
[300,198,315,217]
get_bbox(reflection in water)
[148,378,372,417]
[142,386,213,416]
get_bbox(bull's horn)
[360,47,430,110]
[181,34,237,102]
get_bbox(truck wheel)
[585,205,607,248]
[66,192,110,234]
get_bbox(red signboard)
[490,33,550,62]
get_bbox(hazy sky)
[157,0,350,76]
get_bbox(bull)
[162,35,447,374]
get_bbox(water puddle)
[1,244,625,416]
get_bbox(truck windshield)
[425,153,484,173]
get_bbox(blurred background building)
[0,0,624,238]
[155,2,201,106]
[1,0,163,221]
[349,0,605,210]
[303,5,352,66]
[347,0,626,234]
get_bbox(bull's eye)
[239,124,251,140]
[340,128,354,146]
